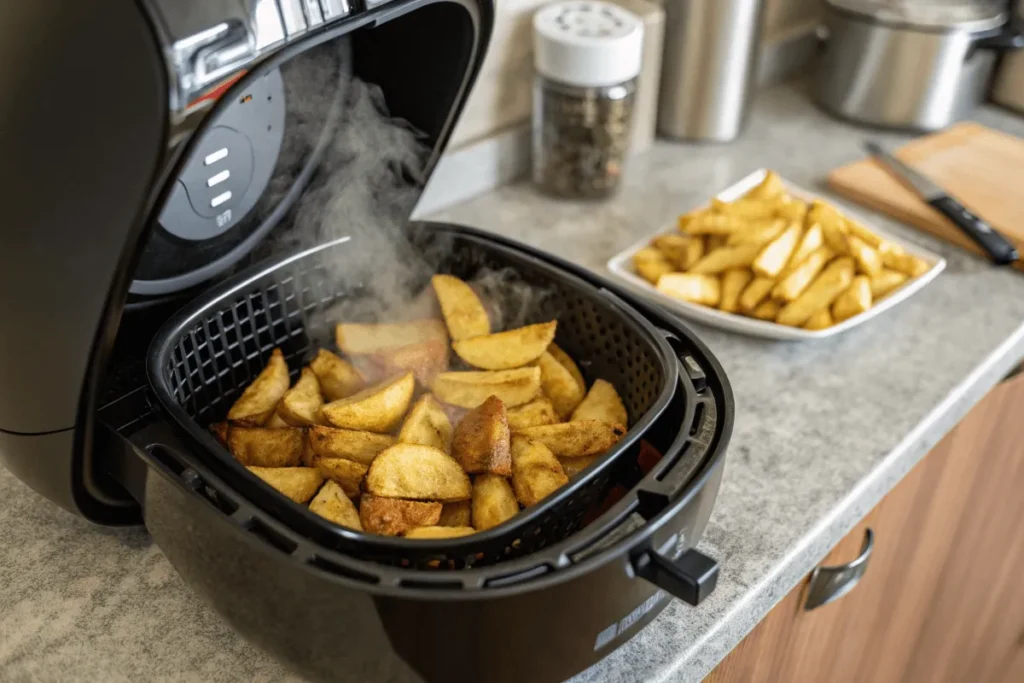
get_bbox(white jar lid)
[534,1,644,88]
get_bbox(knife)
[864,141,1019,266]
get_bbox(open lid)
[826,0,1006,31]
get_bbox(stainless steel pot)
[813,0,1024,131]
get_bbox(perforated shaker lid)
[825,0,1005,31]
[533,1,644,88]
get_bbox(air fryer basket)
[148,221,682,569]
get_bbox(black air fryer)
[0,2,734,683]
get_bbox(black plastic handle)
[973,22,1024,51]
[633,547,719,606]
[928,196,1019,266]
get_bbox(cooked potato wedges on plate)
[534,351,585,419]
[432,367,541,408]
[870,269,908,299]
[366,443,471,502]
[451,396,511,476]
[719,269,752,313]
[405,525,476,539]
[656,273,721,306]
[398,394,453,453]
[321,372,415,433]
[309,349,364,401]
[652,233,704,270]
[246,466,323,504]
[335,319,448,355]
[515,420,626,458]
[507,397,559,430]
[277,367,325,427]
[309,480,362,530]
[227,348,290,426]
[359,494,442,536]
[307,426,394,466]
[452,321,557,370]
[510,437,569,507]
[633,247,674,285]
[432,274,490,341]
[776,257,856,327]
[228,426,305,467]
[571,379,628,426]
[832,275,873,323]
[438,500,472,527]
[471,473,519,531]
[313,456,369,498]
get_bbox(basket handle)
[633,547,719,606]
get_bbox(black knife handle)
[928,196,1018,266]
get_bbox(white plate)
[606,169,946,341]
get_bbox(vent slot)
[307,555,379,585]
[245,517,299,554]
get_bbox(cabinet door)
[706,373,1024,683]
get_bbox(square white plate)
[606,169,946,341]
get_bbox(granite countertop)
[4,81,1024,682]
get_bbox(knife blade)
[864,141,1018,266]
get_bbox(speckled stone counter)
[4,81,1024,682]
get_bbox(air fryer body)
[0,0,492,523]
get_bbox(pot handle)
[633,547,719,606]
[973,22,1024,50]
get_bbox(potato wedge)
[719,268,753,313]
[398,394,453,453]
[452,321,557,370]
[880,243,930,277]
[676,208,709,232]
[438,500,472,527]
[656,273,721,306]
[366,443,471,502]
[309,480,362,531]
[726,220,785,247]
[359,494,441,536]
[535,351,585,419]
[335,319,448,355]
[277,368,325,427]
[652,233,704,270]
[265,412,290,429]
[571,379,627,426]
[507,397,559,430]
[848,235,883,277]
[776,257,856,327]
[431,274,490,341]
[548,343,585,393]
[432,368,541,408]
[832,275,873,323]
[361,339,449,387]
[558,454,598,478]
[309,349,363,401]
[739,277,775,313]
[405,525,476,539]
[771,246,834,303]
[471,473,519,531]
[683,213,749,236]
[307,426,394,466]
[780,223,824,278]
[515,420,625,458]
[777,198,808,223]
[228,427,304,467]
[451,396,511,476]
[246,466,323,504]
[712,197,777,220]
[803,308,833,331]
[688,242,761,274]
[745,170,785,200]
[321,372,415,433]
[753,222,802,278]
[227,348,290,426]
[870,269,908,299]
[751,299,780,321]
[511,437,569,507]
[210,421,229,445]
[633,247,674,285]
[707,234,729,250]
[846,220,884,249]
[313,456,369,498]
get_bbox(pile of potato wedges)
[212,274,629,540]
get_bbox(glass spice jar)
[532,1,644,200]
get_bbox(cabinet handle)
[804,528,874,611]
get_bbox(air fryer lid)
[826,0,1006,30]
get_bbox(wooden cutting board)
[828,122,1024,270]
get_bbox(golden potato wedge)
[452,321,557,370]
[848,235,883,276]
[227,348,290,426]
[335,319,448,355]
[776,257,856,327]
[398,394,453,453]
[308,480,362,531]
[431,274,490,341]
[515,420,626,458]
[246,466,323,504]
[739,277,775,313]
[571,379,628,426]
[803,308,834,331]
[753,222,802,278]
[832,275,873,323]
[535,351,585,419]
[361,339,449,387]
[682,213,749,236]
[707,234,729,250]
[511,436,569,507]
[652,233,705,270]
[771,246,834,303]
[751,300,780,321]
[870,269,908,299]
[405,525,476,539]
[745,170,785,200]
[777,198,809,223]
[726,220,785,247]
[313,456,369,498]
[719,268,753,313]
[507,397,559,430]
[880,243,930,277]
[432,367,541,409]
[277,368,325,427]
[438,500,472,527]
[228,427,304,467]
[711,197,777,219]
[366,443,471,502]
[359,494,441,536]
[451,396,511,476]
[307,426,394,466]
[846,220,884,249]
[676,208,709,232]
[321,372,415,433]
[688,242,761,274]
[210,421,229,445]
[308,349,363,401]
[656,273,721,306]
[633,247,674,285]
[265,412,290,428]
[558,454,598,478]
[471,473,519,531]
[781,224,824,277]
[548,343,585,393]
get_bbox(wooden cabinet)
[707,373,1024,683]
